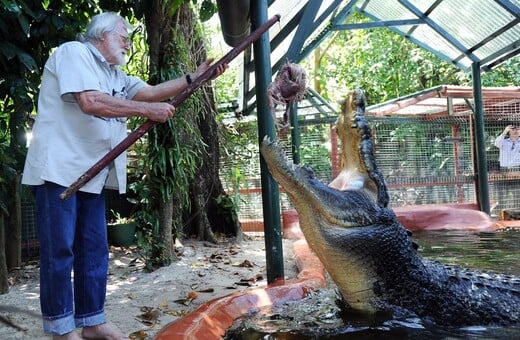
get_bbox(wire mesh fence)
[18,88,520,258]
[220,90,520,232]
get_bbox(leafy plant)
[108,209,134,225]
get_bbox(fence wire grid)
[220,95,520,232]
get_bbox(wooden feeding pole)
[60,14,281,200]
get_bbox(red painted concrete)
[155,237,325,340]
[282,209,304,240]
[393,203,498,232]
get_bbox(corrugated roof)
[357,0,520,71]
[267,0,520,71]
[237,0,519,114]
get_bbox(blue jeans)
[33,182,108,335]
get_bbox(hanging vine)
[129,1,212,269]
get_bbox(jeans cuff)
[43,314,76,335]
[75,310,106,328]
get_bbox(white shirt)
[494,134,520,168]
[22,41,146,194]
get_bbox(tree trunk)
[6,175,21,269]
[0,215,8,294]
[143,1,241,254]
[186,89,242,240]
[177,3,242,241]
[178,15,241,240]
[158,198,174,262]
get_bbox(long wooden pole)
[60,14,280,200]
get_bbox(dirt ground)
[0,233,298,339]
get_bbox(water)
[413,228,520,276]
[225,229,520,339]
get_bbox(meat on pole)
[60,14,281,200]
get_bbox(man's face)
[510,127,520,139]
[102,25,131,66]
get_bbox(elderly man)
[22,12,226,340]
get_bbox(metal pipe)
[252,0,285,284]
[216,0,251,47]
[60,14,281,200]
[289,102,301,164]
[471,62,490,214]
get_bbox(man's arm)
[74,91,174,123]
[74,59,226,122]
[495,125,513,148]
[133,59,227,102]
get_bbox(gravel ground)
[0,234,297,339]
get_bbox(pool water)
[413,228,520,276]
[225,229,520,339]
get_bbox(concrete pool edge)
[154,238,325,340]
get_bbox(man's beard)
[115,54,127,66]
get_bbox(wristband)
[186,74,192,85]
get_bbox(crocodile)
[260,89,520,326]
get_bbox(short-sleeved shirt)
[22,41,146,194]
[494,135,520,168]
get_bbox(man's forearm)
[133,76,190,102]
[74,91,150,118]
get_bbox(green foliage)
[197,0,217,22]
[214,192,240,226]
[481,58,520,86]
[299,125,332,178]
[0,0,98,218]
[306,13,471,106]
[132,206,167,271]
[220,167,245,212]
[127,2,212,266]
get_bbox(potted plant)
[107,210,137,247]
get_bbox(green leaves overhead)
[0,42,37,70]
[198,0,217,22]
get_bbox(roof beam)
[296,0,358,63]
[404,0,443,36]
[453,18,520,68]
[398,0,480,64]
[284,0,352,64]
[333,19,423,30]
[357,10,468,70]
[495,0,520,16]
[285,0,323,63]
[481,45,520,71]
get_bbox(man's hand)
[193,58,228,81]
[503,125,515,136]
[145,102,175,123]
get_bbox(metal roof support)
[285,0,323,63]
[296,0,355,63]
[289,102,301,165]
[399,0,480,64]
[496,0,520,16]
[471,62,491,215]
[251,0,284,284]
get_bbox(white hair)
[77,12,132,42]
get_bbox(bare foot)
[81,323,129,340]
[52,331,82,340]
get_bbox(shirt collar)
[84,41,109,65]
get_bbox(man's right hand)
[503,125,514,135]
[146,102,175,123]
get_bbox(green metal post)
[251,0,284,283]
[290,102,301,164]
[471,62,491,214]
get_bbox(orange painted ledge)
[155,237,325,340]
